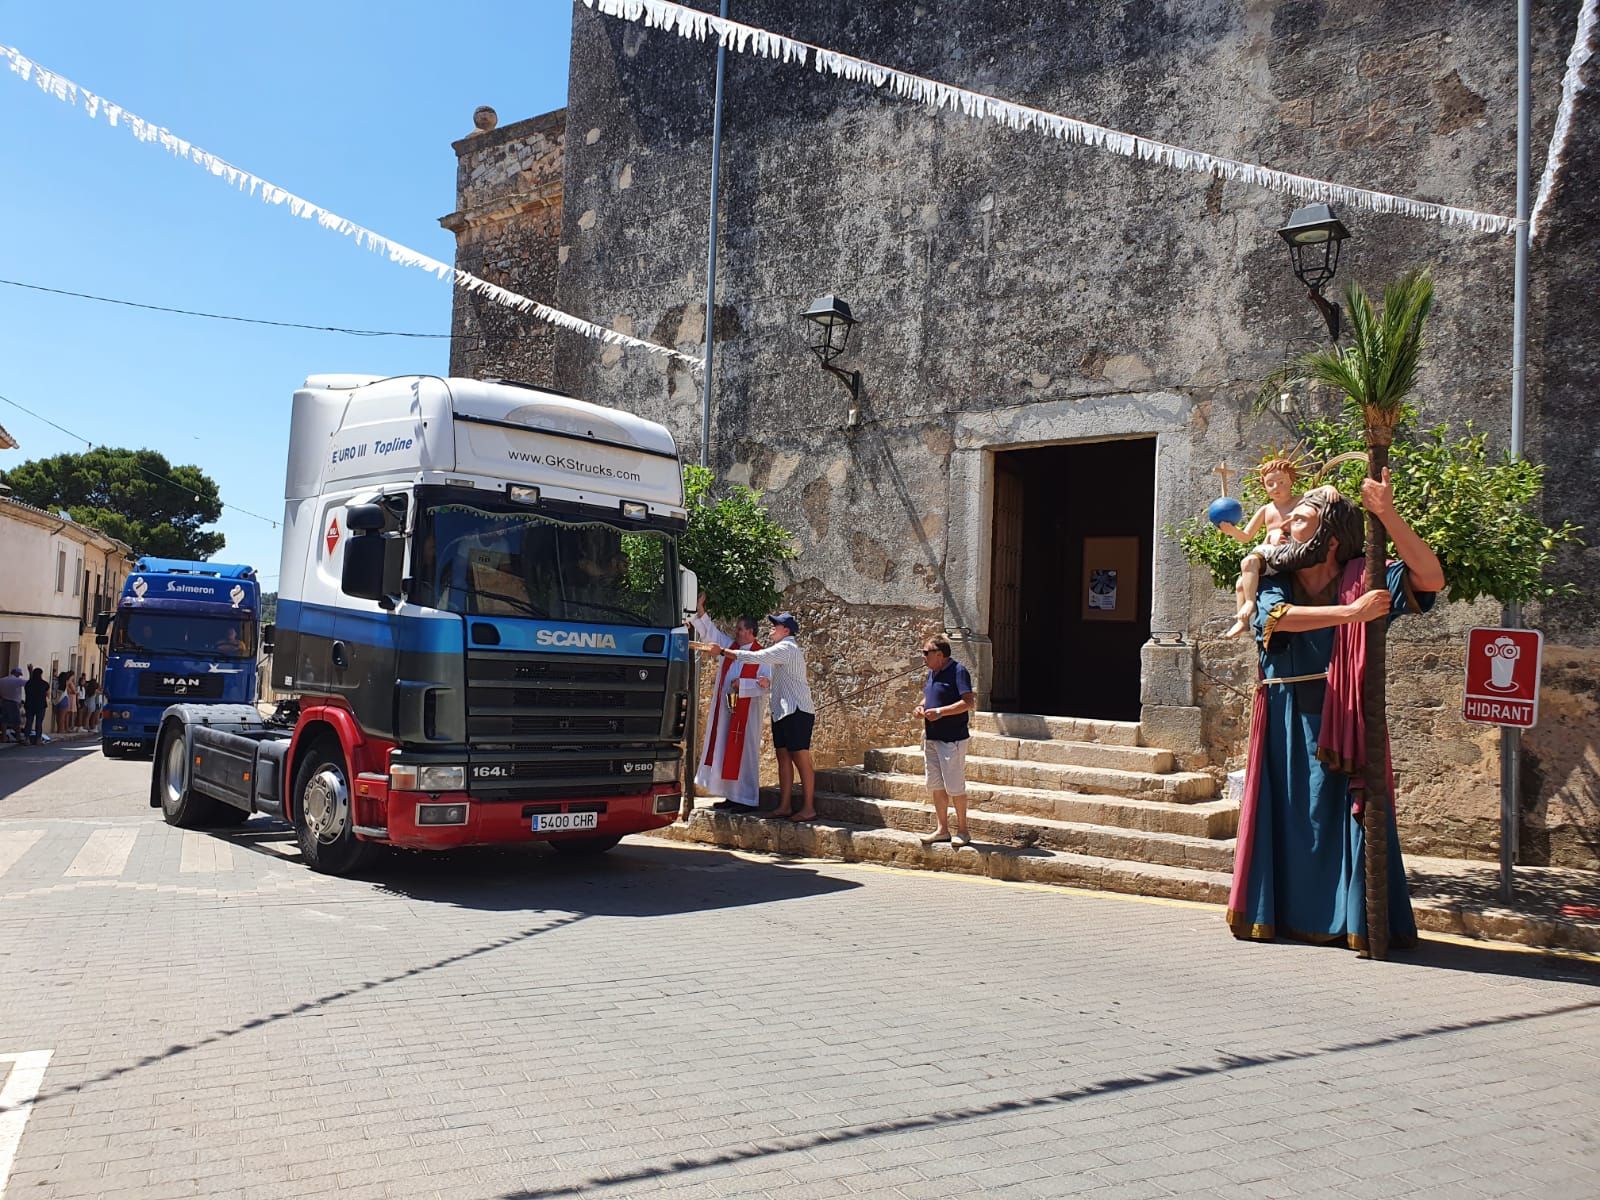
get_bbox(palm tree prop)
[1298,269,1435,960]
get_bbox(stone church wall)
[440,108,567,387]
[454,1,1597,865]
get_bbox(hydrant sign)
[1463,627,1543,729]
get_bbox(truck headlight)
[390,764,466,791]
[653,760,679,783]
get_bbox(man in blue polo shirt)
[914,636,977,847]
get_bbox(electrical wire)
[0,390,279,527]
[0,277,451,339]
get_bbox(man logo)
[131,576,148,598]
[229,584,245,608]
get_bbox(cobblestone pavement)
[2,741,1598,1200]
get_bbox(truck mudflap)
[349,779,683,850]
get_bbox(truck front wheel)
[156,725,217,828]
[292,741,373,876]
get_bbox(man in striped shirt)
[693,612,818,821]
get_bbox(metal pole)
[1499,0,1532,904]
[686,1,729,814]
[699,0,729,469]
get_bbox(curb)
[658,807,1600,957]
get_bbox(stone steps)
[814,768,1238,839]
[970,712,1143,745]
[655,809,1232,905]
[863,746,1217,803]
[967,733,1174,774]
[808,789,1235,872]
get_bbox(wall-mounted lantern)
[1277,203,1350,342]
[800,293,862,427]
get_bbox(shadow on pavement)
[0,738,111,796]
[497,996,1600,1199]
[4,908,592,1115]
[368,837,863,917]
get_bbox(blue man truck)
[98,559,261,758]
[148,375,696,874]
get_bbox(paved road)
[2,741,1598,1200]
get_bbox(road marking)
[63,828,139,877]
[179,832,233,874]
[0,1050,52,1200]
[0,832,44,880]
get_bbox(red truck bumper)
[353,775,681,850]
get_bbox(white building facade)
[0,496,134,686]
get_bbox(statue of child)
[1218,455,1301,639]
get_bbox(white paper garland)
[0,43,702,368]
[581,0,1514,236]
[1530,0,1598,243]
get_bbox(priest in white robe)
[689,599,770,808]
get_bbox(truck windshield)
[413,501,676,628]
[112,613,257,659]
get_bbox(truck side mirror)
[95,634,108,647]
[342,532,405,610]
[93,612,112,636]
[346,502,386,533]
[261,623,275,654]
[678,566,699,621]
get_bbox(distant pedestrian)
[693,612,818,821]
[54,672,75,734]
[915,636,977,848]
[74,676,87,730]
[23,667,50,744]
[83,675,101,732]
[0,667,25,743]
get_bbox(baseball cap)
[766,612,799,635]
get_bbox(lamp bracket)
[1307,287,1342,343]
[821,363,862,427]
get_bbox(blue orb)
[1207,496,1245,528]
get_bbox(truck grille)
[137,674,225,699]
[466,650,669,751]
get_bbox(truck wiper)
[567,598,652,624]
[464,586,549,619]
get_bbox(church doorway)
[988,438,1155,721]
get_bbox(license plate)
[531,812,599,833]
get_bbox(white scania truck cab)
[150,375,696,874]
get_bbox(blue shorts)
[770,710,815,752]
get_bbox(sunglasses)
[917,648,940,655]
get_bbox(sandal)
[920,831,952,846]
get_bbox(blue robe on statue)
[1226,560,1434,950]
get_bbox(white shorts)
[924,738,969,795]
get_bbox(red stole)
[702,640,762,781]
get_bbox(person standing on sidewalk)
[53,671,75,735]
[914,637,977,847]
[0,667,25,743]
[692,612,818,821]
[23,667,50,745]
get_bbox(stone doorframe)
[940,390,1201,744]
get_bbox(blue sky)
[0,2,574,588]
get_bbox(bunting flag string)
[0,43,702,369]
[1530,0,1597,243]
[581,0,1515,237]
